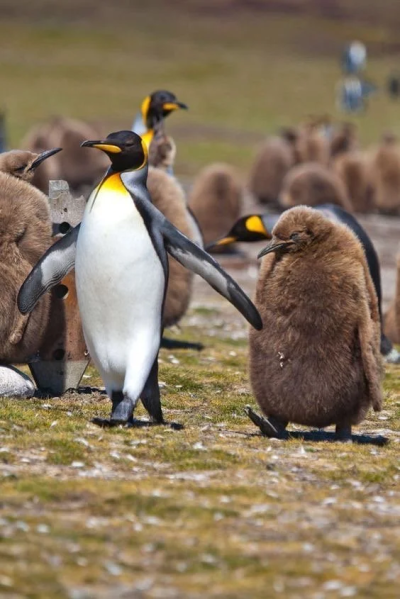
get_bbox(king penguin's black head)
[142,90,188,129]
[81,130,147,172]
[205,215,271,251]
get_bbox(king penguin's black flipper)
[160,220,262,330]
[18,224,80,315]
[123,176,263,331]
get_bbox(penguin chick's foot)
[335,423,352,443]
[245,405,288,439]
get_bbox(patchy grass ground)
[0,279,399,599]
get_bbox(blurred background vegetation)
[2,0,400,176]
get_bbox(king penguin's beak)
[163,101,188,111]
[29,147,62,171]
[205,236,238,251]
[81,140,122,153]
[258,239,294,259]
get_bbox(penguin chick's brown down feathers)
[333,151,374,214]
[383,254,400,344]
[370,136,400,215]
[280,163,354,213]
[250,206,383,436]
[248,137,294,207]
[147,166,197,328]
[189,163,243,251]
[0,171,52,363]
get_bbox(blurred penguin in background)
[370,133,400,215]
[189,163,243,254]
[248,136,294,208]
[21,116,108,196]
[280,162,354,212]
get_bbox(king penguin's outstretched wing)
[125,175,262,331]
[18,224,80,314]
[162,219,262,329]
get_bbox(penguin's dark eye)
[15,165,27,172]
[290,232,300,241]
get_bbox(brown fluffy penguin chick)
[383,254,400,344]
[370,134,400,215]
[330,122,359,158]
[0,170,52,362]
[333,151,375,213]
[248,137,294,207]
[147,166,196,328]
[294,122,330,165]
[0,150,49,184]
[189,163,243,252]
[280,163,354,212]
[22,116,108,195]
[249,206,383,441]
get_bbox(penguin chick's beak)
[81,140,122,153]
[205,236,237,251]
[258,239,294,259]
[28,147,62,171]
[163,101,188,111]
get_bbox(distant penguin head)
[141,90,188,130]
[206,215,270,250]
[81,130,148,172]
[0,148,62,182]
[258,206,333,259]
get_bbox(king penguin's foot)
[335,424,352,443]
[245,405,288,439]
[108,391,134,424]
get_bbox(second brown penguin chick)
[280,163,354,213]
[147,166,198,328]
[249,206,383,441]
[189,163,243,253]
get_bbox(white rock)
[0,366,35,398]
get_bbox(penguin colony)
[0,93,396,440]
[248,119,400,215]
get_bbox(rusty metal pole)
[28,180,90,395]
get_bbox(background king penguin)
[18,130,262,426]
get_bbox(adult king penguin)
[18,131,262,426]
[132,90,188,156]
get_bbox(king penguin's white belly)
[75,173,165,395]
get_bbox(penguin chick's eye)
[14,165,27,173]
[290,232,301,241]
